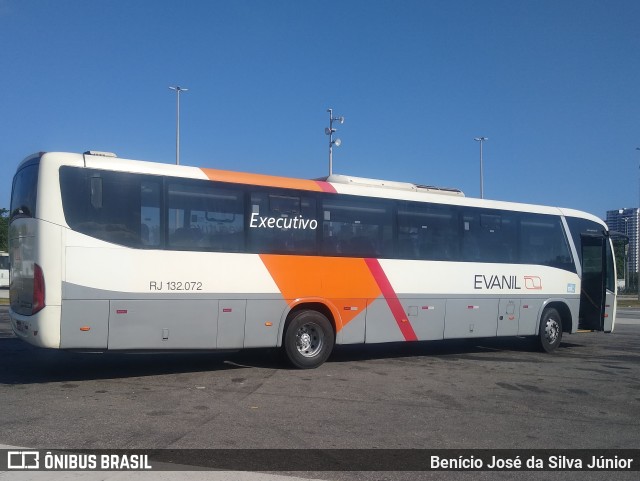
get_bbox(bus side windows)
[60,167,149,248]
[247,192,317,254]
[141,181,161,247]
[322,198,393,258]
[167,182,245,252]
[397,202,458,261]
[58,165,576,273]
[464,211,517,263]
[520,215,573,270]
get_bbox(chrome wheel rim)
[295,323,323,358]
[544,318,560,344]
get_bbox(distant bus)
[0,252,9,288]
[9,151,616,368]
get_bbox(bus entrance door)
[578,234,606,331]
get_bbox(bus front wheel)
[538,307,562,353]
[283,310,334,369]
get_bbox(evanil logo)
[249,213,318,230]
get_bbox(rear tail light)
[33,263,45,314]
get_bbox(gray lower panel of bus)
[59,282,579,350]
[60,297,287,350]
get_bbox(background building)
[606,208,639,289]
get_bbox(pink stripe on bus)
[364,258,418,342]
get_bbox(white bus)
[9,151,616,368]
[0,252,9,288]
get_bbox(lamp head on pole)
[326,108,345,176]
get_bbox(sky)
[1,0,639,220]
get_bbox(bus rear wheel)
[538,307,562,353]
[283,310,334,369]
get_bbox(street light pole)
[474,137,488,199]
[169,86,188,165]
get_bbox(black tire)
[283,310,334,369]
[538,307,562,353]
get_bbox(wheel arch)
[276,299,340,347]
[539,299,574,334]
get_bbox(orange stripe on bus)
[259,255,381,330]
[201,168,336,193]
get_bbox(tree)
[0,208,7,252]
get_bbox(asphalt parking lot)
[0,304,638,481]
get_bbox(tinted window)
[461,209,518,263]
[322,197,393,257]
[10,163,39,221]
[167,181,244,252]
[61,167,154,247]
[141,181,161,247]
[248,192,317,254]
[398,202,459,260]
[57,164,579,273]
[566,216,613,284]
[520,214,573,271]
[566,217,604,266]
[0,256,8,270]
